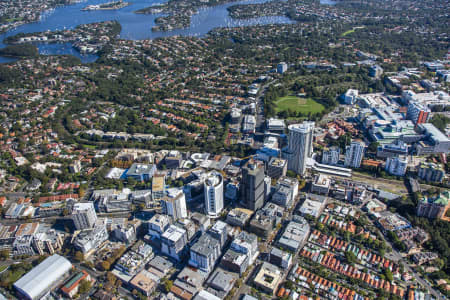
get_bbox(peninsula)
[82,0,130,11]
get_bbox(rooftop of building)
[268,157,287,167]
[233,230,257,245]
[176,267,206,289]
[164,187,184,200]
[147,255,173,274]
[61,270,89,293]
[205,171,223,187]
[419,161,444,170]
[152,174,165,191]
[210,220,227,233]
[419,123,450,143]
[129,269,158,293]
[288,121,315,133]
[420,191,449,206]
[267,118,286,128]
[161,225,186,242]
[73,202,95,212]
[149,214,170,227]
[313,174,331,188]
[253,262,282,291]
[207,269,236,293]
[194,290,221,300]
[191,233,220,256]
[222,248,248,265]
[14,254,72,300]
[127,163,155,175]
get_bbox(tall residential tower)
[204,171,224,217]
[72,203,97,230]
[344,140,366,168]
[284,121,315,175]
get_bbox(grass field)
[341,26,364,36]
[275,95,324,114]
[342,29,356,36]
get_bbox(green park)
[275,95,325,115]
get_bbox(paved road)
[232,194,299,300]
[384,241,444,300]
[366,219,445,300]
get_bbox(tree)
[101,260,111,271]
[284,280,294,289]
[74,251,84,262]
[286,170,297,178]
[163,279,173,292]
[384,268,393,282]
[0,249,9,260]
[78,279,92,294]
[78,186,86,198]
[107,271,117,286]
[430,114,450,131]
[368,142,380,153]
[344,231,351,242]
[345,251,357,264]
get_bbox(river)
[0,0,335,63]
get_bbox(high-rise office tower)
[72,202,97,230]
[284,121,315,175]
[241,160,265,211]
[344,140,366,168]
[204,171,224,217]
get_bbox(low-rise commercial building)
[230,231,258,265]
[206,269,237,298]
[125,163,156,181]
[61,270,92,298]
[226,208,253,228]
[189,233,221,273]
[416,123,450,155]
[298,193,327,218]
[277,216,310,252]
[161,225,188,261]
[249,202,283,238]
[220,248,249,275]
[14,254,72,300]
[311,174,331,195]
[271,176,298,208]
[129,270,159,297]
[266,118,286,133]
[267,157,287,179]
[171,267,206,300]
[253,262,282,295]
[269,247,292,269]
[148,214,171,241]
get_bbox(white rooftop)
[14,254,72,300]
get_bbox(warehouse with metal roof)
[13,254,72,300]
